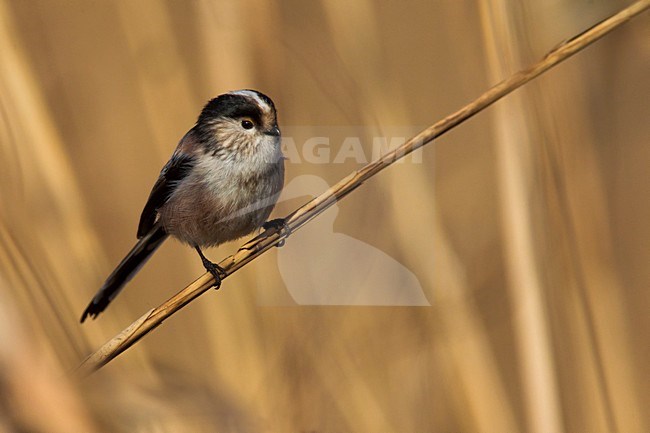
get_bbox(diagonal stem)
[75,0,650,376]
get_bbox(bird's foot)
[195,246,226,289]
[202,260,226,290]
[262,218,292,247]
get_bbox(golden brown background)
[0,1,648,432]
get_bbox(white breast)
[196,134,282,206]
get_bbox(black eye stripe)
[231,105,262,123]
[199,95,265,124]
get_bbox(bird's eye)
[241,119,254,130]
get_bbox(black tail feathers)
[80,226,168,323]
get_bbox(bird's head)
[195,89,281,161]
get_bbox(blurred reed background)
[0,0,648,432]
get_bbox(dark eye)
[241,119,254,130]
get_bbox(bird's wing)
[137,136,198,238]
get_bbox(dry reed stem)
[76,0,650,375]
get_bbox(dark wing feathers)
[137,152,196,238]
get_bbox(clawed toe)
[195,246,226,289]
[262,218,287,232]
[262,218,291,247]
[203,261,226,289]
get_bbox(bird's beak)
[264,125,281,137]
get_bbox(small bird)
[81,90,285,322]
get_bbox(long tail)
[81,225,168,323]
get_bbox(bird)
[80,89,285,323]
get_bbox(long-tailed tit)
[81,90,285,322]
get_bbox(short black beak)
[265,125,280,137]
